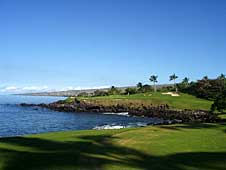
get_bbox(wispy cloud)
[22,86,49,91]
[0,85,110,94]
[0,86,49,93]
[60,86,110,91]
[0,86,19,92]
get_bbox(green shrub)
[124,87,137,95]
[77,92,89,97]
[159,86,174,92]
[107,86,121,95]
[138,84,153,93]
[93,90,108,96]
[211,90,226,112]
[192,79,225,100]
[178,76,226,100]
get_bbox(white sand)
[162,92,180,97]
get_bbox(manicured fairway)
[0,123,225,170]
[74,92,213,110]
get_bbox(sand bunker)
[162,92,180,97]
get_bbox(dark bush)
[138,84,153,93]
[107,86,121,95]
[159,86,174,92]
[192,79,225,100]
[93,90,108,96]
[124,88,137,95]
[177,77,226,100]
[77,92,89,97]
[211,90,226,112]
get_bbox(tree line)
[78,73,180,97]
[77,73,226,112]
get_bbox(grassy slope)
[71,92,213,111]
[0,123,225,170]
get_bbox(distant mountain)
[18,87,129,97]
[19,84,172,97]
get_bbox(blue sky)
[0,0,226,93]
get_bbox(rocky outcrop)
[20,99,219,123]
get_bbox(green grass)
[76,92,213,110]
[218,113,226,119]
[0,123,225,170]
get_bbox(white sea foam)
[93,122,148,130]
[102,112,129,116]
[93,125,125,130]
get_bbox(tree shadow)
[159,123,226,131]
[158,126,180,131]
[175,123,219,129]
[0,134,225,170]
[218,111,226,115]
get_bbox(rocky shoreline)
[20,98,220,124]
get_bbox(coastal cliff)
[21,98,218,123]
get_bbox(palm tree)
[218,74,226,80]
[149,75,158,92]
[169,74,178,92]
[181,77,189,88]
[203,76,209,81]
[137,82,143,89]
[182,77,189,84]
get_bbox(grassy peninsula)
[70,92,213,111]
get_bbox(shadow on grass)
[218,111,226,115]
[175,123,220,129]
[0,134,226,170]
[159,123,226,132]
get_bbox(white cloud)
[0,86,19,92]
[0,85,49,93]
[22,86,49,91]
[1,85,110,94]
[60,86,110,91]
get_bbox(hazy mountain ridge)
[19,84,172,97]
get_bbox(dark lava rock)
[20,99,219,123]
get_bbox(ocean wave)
[93,122,148,130]
[101,112,129,116]
[93,125,125,130]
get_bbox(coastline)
[20,98,219,124]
